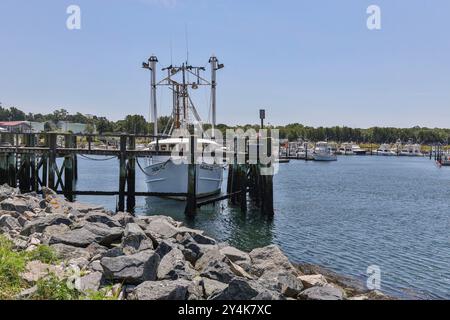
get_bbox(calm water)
[72,155,450,299]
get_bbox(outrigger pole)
[142,55,159,136]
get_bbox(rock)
[84,212,121,228]
[202,277,228,298]
[200,259,235,284]
[145,218,180,239]
[248,245,298,277]
[298,274,328,289]
[42,224,70,239]
[211,278,284,300]
[155,239,177,259]
[0,184,20,202]
[88,260,104,273]
[50,223,123,247]
[0,197,30,213]
[220,246,251,268]
[178,233,218,265]
[157,248,195,280]
[70,202,105,213]
[101,250,160,284]
[229,261,254,280]
[0,214,21,231]
[20,260,65,284]
[68,256,90,269]
[121,223,153,253]
[78,271,103,293]
[260,272,303,298]
[102,247,124,258]
[86,242,108,257]
[112,212,135,226]
[21,214,72,236]
[17,286,38,299]
[82,223,123,246]
[128,279,191,300]
[48,228,98,248]
[191,233,216,245]
[195,249,226,271]
[298,284,344,300]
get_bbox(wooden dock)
[0,132,275,217]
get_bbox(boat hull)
[313,154,337,161]
[144,157,223,199]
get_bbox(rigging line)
[78,154,116,161]
[135,157,170,176]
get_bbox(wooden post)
[126,135,136,212]
[118,135,127,212]
[0,151,7,185]
[64,134,74,201]
[47,133,57,190]
[7,153,16,187]
[261,136,274,216]
[73,135,78,180]
[185,135,197,217]
[18,134,31,192]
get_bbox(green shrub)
[32,273,79,300]
[27,245,59,264]
[0,235,28,299]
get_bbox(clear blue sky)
[1,0,449,128]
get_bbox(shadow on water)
[143,196,275,252]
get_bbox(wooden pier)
[0,132,275,217]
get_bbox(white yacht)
[351,144,367,155]
[313,141,337,161]
[399,140,423,157]
[142,55,225,199]
[376,143,396,156]
[339,143,354,155]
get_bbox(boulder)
[220,246,251,268]
[128,279,191,300]
[50,243,91,261]
[202,277,228,298]
[145,218,179,239]
[101,250,160,284]
[155,239,177,259]
[112,212,135,226]
[211,278,284,300]
[298,284,345,300]
[42,224,70,240]
[157,248,195,280]
[84,212,122,228]
[200,259,235,284]
[248,245,298,277]
[0,184,20,202]
[195,249,226,271]
[48,228,98,248]
[260,272,303,298]
[20,260,65,284]
[0,197,31,213]
[121,223,153,253]
[70,202,105,213]
[82,223,123,246]
[298,274,328,289]
[78,271,103,293]
[21,214,72,236]
[0,214,21,231]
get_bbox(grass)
[0,235,118,300]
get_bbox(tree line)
[1,105,449,144]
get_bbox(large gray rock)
[200,259,235,284]
[211,278,284,300]
[20,260,65,284]
[82,223,123,246]
[70,202,105,213]
[78,271,103,293]
[298,284,345,300]
[48,227,98,247]
[50,243,91,261]
[0,214,21,231]
[145,218,180,239]
[260,271,303,298]
[128,279,191,300]
[157,248,195,280]
[84,212,121,228]
[121,223,153,253]
[155,239,178,259]
[0,184,20,202]
[112,212,135,226]
[248,245,298,278]
[220,246,251,268]
[202,277,228,298]
[0,197,36,213]
[21,214,72,236]
[101,250,160,284]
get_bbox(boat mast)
[209,56,218,138]
[149,56,158,136]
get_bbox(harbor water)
[73,155,450,299]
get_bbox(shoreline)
[0,184,391,300]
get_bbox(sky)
[0,0,449,128]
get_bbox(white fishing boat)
[142,55,225,199]
[352,144,367,155]
[339,143,354,155]
[376,143,396,156]
[313,141,337,161]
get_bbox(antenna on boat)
[185,23,189,65]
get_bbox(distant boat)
[399,140,423,157]
[351,144,367,155]
[376,144,396,156]
[313,141,337,161]
[339,143,367,155]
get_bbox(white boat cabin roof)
[149,138,221,146]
